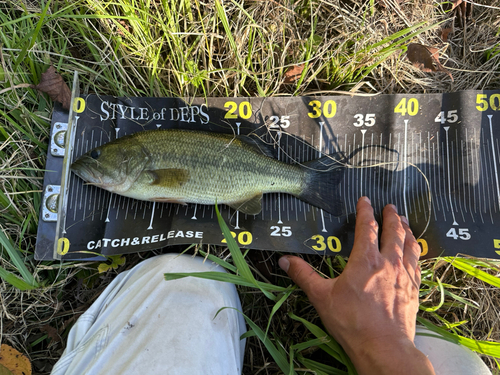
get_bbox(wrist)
[346,337,435,375]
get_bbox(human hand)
[279,197,435,375]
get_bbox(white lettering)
[180,106,190,122]
[100,101,109,121]
[199,104,209,124]
[111,239,120,247]
[160,108,168,120]
[102,238,111,247]
[121,238,131,246]
[95,240,102,248]
[151,234,159,243]
[142,236,150,244]
[160,234,166,241]
[170,108,179,121]
[168,230,175,239]
[186,231,194,238]
[116,104,128,119]
[190,106,200,123]
[175,231,184,238]
[195,231,203,239]
[131,237,140,245]
[87,241,95,250]
[139,107,149,120]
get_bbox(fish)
[70,129,346,216]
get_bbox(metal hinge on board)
[50,122,67,157]
[42,185,60,222]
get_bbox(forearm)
[347,338,436,375]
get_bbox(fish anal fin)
[145,169,189,188]
[228,194,263,215]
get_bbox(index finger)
[351,197,380,260]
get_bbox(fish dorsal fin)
[237,135,276,158]
[227,194,263,216]
[145,169,189,188]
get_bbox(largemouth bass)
[70,129,345,215]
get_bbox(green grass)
[1,0,500,373]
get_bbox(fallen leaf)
[451,0,463,10]
[31,65,71,111]
[0,364,14,375]
[406,43,453,81]
[0,344,31,375]
[441,28,453,42]
[283,64,305,83]
[40,324,61,343]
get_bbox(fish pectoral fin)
[145,169,189,188]
[227,194,263,215]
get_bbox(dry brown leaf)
[451,0,463,10]
[0,344,31,375]
[31,65,71,110]
[406,43,453,81]
[283,64,305,83]
[441,28,453,42]
[40,324,61,343]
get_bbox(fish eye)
[90,149,101,160]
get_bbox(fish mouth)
[71,159,100,184]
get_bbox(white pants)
[51,253,491,375]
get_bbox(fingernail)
[401,215,409,225]
[388,204,397,213]
[279,256,290,272]
[361,196,371,205]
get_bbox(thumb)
[279,255,326,298]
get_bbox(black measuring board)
[35,91,500,260]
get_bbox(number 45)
[435,110,458,124]
[446,228,471,240]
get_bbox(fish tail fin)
[298,154,346,216]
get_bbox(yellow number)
[327,236,341,252]
[224,101,238,119]
[221,231,236,243]
[311,235,327,251]
[307,100,321,118]
[394,98,419,116]
[417,238,428,257]
[221,231,252,245]
[394,98,407,116]
[239,102,252,119]
[324,100,337,118]
[476,94,488,111]
[57,237,70,255]
[73,97,86,113]
[491,94,500,111]
[311,235,341,252]
[307,100,336,119]
[224,101,252,119]
[238,231,253,245]
[494,239,500,249]
[408,98,419,116]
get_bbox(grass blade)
[417,317,500,357]
[164,271,289,293]
[0,228,38,288]
[215,204,275,300]
[444,257,500,288]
